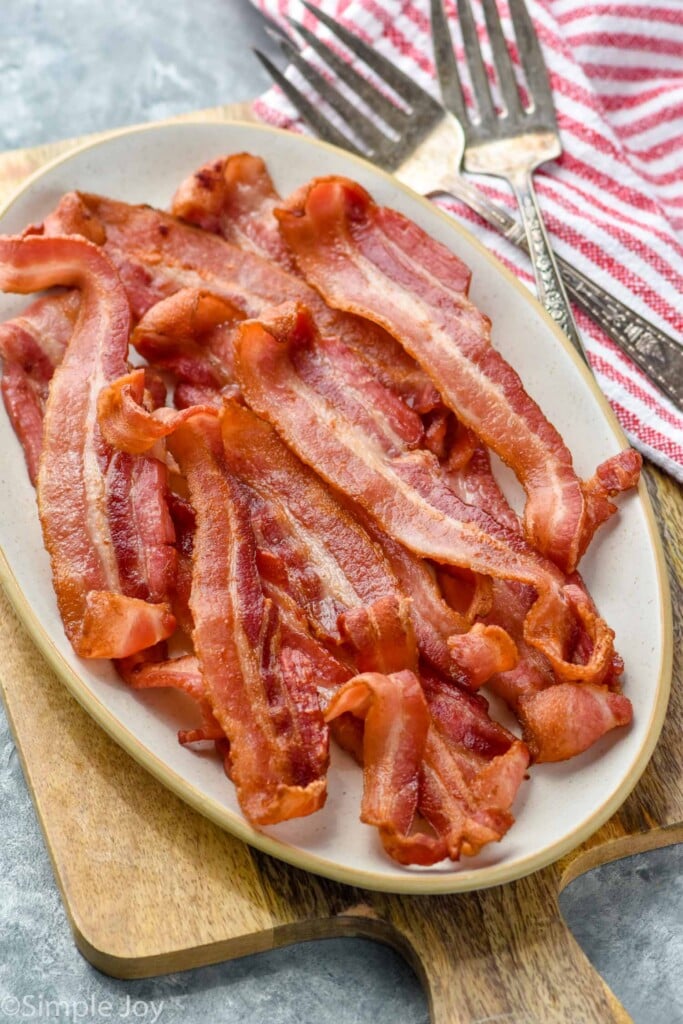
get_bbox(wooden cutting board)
[1,102,681,1024]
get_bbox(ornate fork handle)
[511,172,584,355]
[551,260,683,410]
[433,172,683,409]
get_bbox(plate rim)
[0,117,673,895]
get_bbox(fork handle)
[433,175,683,410]
[507,169,586,356]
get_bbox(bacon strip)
[106,448,176,603]
[0,290,79,482]
[517,682,632,763]
[172,153,298,271]
[420,727,529,859]
[128,654,226,745]
[220,400,495,684]
[0,234,175,658]
[448,623,518,688]
[97,367,218,454]
[338,597,417,676]
[233,302,614,684]
[418,670,530,857]
[325,670,448,866]
[130,288,243,395]
[166,411,329,825]
[276,176,641,573]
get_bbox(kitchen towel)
[251,0,683,481]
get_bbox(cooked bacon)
[166,410,329,825]
[219,400,477,679]
[420,669,517,761]
[448,623,518,688]
[338,596,418,676]
[128,653,226,745]
[517,681,632,762]
[325,670,448,866]
[481,572,633,763]
[420,727,529,859]
[130,288,243,393]
[418,670,529,857]
[173,382,227,410]
[97,367,218,455]
[42,189,441,414]
[1,361,45,485]
[0,234,176,657]
[276,176,641,573]
[106,448,176,602]
[233,302,615,685]
[221,403,408,640]
[324,665,528,864]
[165,492,195,636]
[0,165,640,861]
[444,440,634,758]
[0,289,79,370]
[447,445,522,535]
[0,290,79,482]
[173,153,298,272]
[368,533,471,677]
[42,190,106,245]
[99,380,464,689]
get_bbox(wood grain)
[0,103,680,1024]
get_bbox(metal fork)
[431,0,581,350]
[254,1,683,410]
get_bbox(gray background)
[1,2,681,1021]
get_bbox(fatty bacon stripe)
[0,234,175,659]
[165,411,330,826]
[234,302,616,686]
[275,176,642,575]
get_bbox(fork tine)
[271,26,389,153]
[455,0,496,126]
[299,0,440,115]
[480,0,524,120]
[287,16,409,132]
[429,0,469,125]
[254,49,364,156]
[507,0,557,122]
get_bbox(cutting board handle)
[252,880,634,1024]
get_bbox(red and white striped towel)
[250,0,683,481]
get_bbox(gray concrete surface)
[1,2,681,1021]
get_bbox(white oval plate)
[0,121,672,894]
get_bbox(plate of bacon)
[0,121,671,893]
